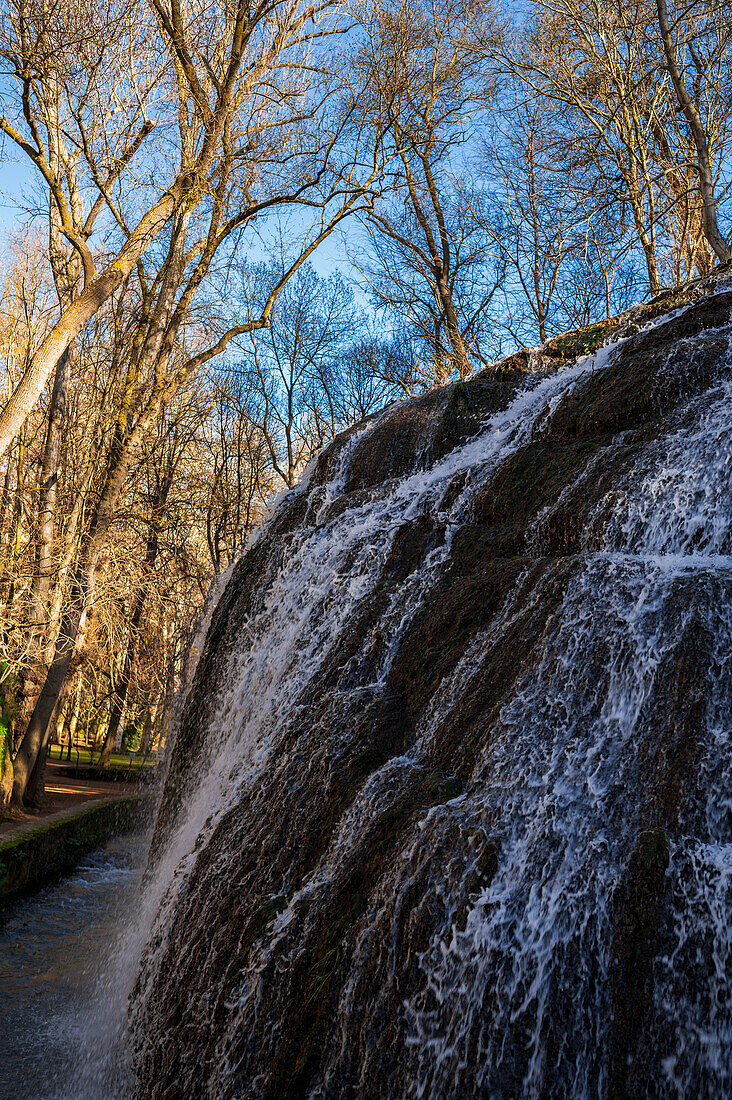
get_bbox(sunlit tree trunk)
[655,0,731,265]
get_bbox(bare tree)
[653,0,731,263]
[479,99,583,344]
[509,0,732,299]
[514,0,668,295]
[353,0,504,381]
[199,371,275,572]
[5,0,389,804]
[235,263,362,487]
[96,405,196,768]
[0,0,363,457]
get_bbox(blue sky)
[0,152,36,242]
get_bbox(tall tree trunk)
[60,703,73,761]
[18,344,75,733]
[10,441,128,804]
[10,206,189,805]
[95,711,110,754]
[4,428,25,616]
[655,0,732,264]
[45,489,87,660]
[98,499,163,767]
[433,272,470,378]
[0,721,13,813]
[97,597,144,767]
[11,561,94,805]
[139,691,161,759]
[0,457,12,542]
[67,678,82,747]
[30,345,72,621]
[24,690,67,804]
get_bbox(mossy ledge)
[0,795,147,908]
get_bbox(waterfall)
[404,368,732,1099]
[121,287,732,1099]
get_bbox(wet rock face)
[133,284,732,1099]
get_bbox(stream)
[0,835,145,1100]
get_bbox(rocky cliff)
[130,278,732,1099]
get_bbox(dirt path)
[0,762,138,842]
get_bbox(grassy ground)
[48,744,157,769]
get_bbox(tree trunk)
[18,344,74,734]
[31,345,72,620]
[67,679,82,747]
[98,498,163,766]
[3,429,25,616]
[11,574,91,805]
[0,457,12,542]
[139,693,160,759]
[437,277,471,379]
[0,720,13,813]
[98,600,143,767]
[93,710,110,756]
[655,0,731,264]
[10,201,190,804]
[45,489,87,661]
[0,183,183,459]
[24,690,67,805]
[64,706,74,761]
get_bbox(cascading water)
[119,282,732,1099]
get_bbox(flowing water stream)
[0,836,144,1100]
